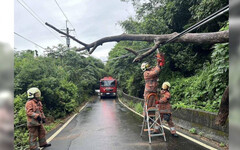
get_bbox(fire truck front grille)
[106,89,113,92]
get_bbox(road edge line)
[46,102,88,143]
[118,97,217,150]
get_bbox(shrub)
[189,128,197,134]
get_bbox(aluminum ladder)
[140,93,166,143]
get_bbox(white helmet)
[141,62,150,71]
[27,87,41,99]
[162,82,171,90]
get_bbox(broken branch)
[133,41,161,62]
[124,48,138,56]
[45,22,88,47]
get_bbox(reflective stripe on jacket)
[158,90,172,114]
[25,99,45,126]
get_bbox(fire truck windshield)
[100,80,115,87]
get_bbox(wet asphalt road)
[45,98,208,150]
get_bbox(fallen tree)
[45,22,228,62]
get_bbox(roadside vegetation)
[14,46,107,149]
[106,0,229,113]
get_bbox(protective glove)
[36,116,42,123]
[42,118,46,123]
[157,53,165,67]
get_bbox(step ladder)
[140,93,166,143]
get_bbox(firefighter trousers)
[27,124,47,150]
[157,113,176,134]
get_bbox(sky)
[0,1,13,47]
[14,0,135,61]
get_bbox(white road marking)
[118,98,217,150]
[46,102,89,143]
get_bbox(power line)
[107,5,229,62]
[14,32,49,52]
[164,5,229,44]
[16,0,65,44]
[54,0,78,38]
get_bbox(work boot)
[153,126,160,134]
[40,143,51,148]
[172,133,178,137]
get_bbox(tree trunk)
[215,86,229,126]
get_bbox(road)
[45,97,208,150]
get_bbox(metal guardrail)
[118,90,144,104]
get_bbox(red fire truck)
[99,76,117,98]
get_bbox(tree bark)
[77,31,228,51]
[215,86,229,126]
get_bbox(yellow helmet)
[141,62,150,71]
[27,87,41,99]
[162,82,171,90]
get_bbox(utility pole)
[35,50,38,57]
[61,20,75,49]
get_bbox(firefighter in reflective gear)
[25,87,51,150]
[156,82,178,137]
[142,62,160,109]
[141,53,164,108]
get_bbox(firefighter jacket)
[158,90,172,114]
[144,65,161,95]
[25,99,46,127]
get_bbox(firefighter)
[141,53,164,108]
[25,87,51,150]
[141,53,164,133]
[155,82,178,137]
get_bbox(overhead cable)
[14,32,50,52]
[16,0,65,44]
[54,0,79,38]
[164,5,229,44]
